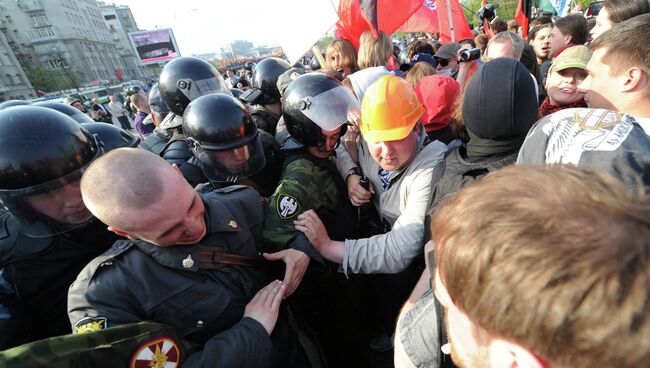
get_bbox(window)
[5,15,12,24]
[104,14,116,20]
[0,53,11,65]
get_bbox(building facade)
[99,2,143,81]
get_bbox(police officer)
[83,122,141,151]
[242,57,291,136]
[0,106,119,348]
[157,56,232,166]
[262,73,358,293]
[68,148,309,367]
[180,93,282,197]
[261,74,361,367]
[141,83,172,155]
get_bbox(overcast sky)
[112,0,339,57]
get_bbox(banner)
[396,0,440,33]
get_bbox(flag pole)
[446,0,455,42]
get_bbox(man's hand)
[347,174,374,206]
[243,280,285,335]
[262,249,309,298]
[294,210,330,252]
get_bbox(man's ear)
[107,226,134,240]
[621,66,647,94]
[488,339,548,368]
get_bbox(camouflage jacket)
[262,149,356,262]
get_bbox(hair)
[486,31,524,60]
[449,90,468,143]
[554,14,589,44]
[529,15,553,29]
[407,39,435,60]
[81,148,171,228]
[406,62,436,88]
[432,165,650,367]
[326,38,360,73]
[474,34,489,54]
[520,44,542,84]
[490,17,508,33]
[357,31,393,69]
[604,0,650,24]
[507,19,520,32]
[526,23,553,44]
[590,13,650,96]
[458,38,476,48]
[130,93,146,108]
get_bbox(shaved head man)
[81,148,206,245]
[69,148,309,367]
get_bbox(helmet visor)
[177,78,232,102]
[297,85,360,131]
[194,133,266,182]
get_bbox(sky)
[112,0,339,57]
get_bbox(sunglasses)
[435,57,450,67]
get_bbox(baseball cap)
[549,45,592,73]
[409,53,437,68]
[434,42,462,60]
[276,67,307,96]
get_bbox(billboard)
[128,28,180,65]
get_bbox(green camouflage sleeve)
[262,159,324,262]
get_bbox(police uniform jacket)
[67,187,274,367]
[335,127,448,275]
[0,214,117,348]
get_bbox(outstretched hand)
[244,280,285,335]
[263,249,309,298]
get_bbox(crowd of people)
[1,0,650,367]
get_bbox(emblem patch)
[277,194,300,219]
[130,337,180,368]
[74,316,107,334]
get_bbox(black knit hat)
[463,58,538,140]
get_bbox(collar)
[132,193,242,272]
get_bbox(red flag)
[397,0,440,33]
[336,0,421,49]
[515,0,530,38]
[436,0,473,43]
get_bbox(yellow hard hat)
[360,75,423,143]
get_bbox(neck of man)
[264,103,281,117]
[619,101,650,119]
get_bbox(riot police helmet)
[83,123,141,151]
[35,101,95,124]
[183,93,265,182]
[283,73,359,148]
[230,88,243,99]
[251,57,291,105]
[0,100,30,110]
[158,56,231,118]
[147,83,169,125]
[0,106,101,236]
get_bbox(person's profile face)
[578,48,618,110]
[25,181,93,224]
[547,26,569,57]
[590,8,612,40]
[434,270,491,368]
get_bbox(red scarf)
[539,97,587,118]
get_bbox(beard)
[444,310,491,368]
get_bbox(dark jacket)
[0,214,117,348]
[67,187,304,368]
